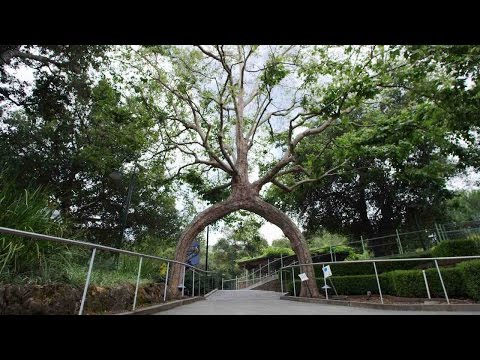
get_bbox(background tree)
[1,73,181,249]
[265,45,480,254]
[271,238,292,249]
[210,214,268,278]
[1,45,108,111]
[446,190,480,224]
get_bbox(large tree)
[128,45,415,298]
[0,78,181,248]
[265,46,480,253]
[1,45,108,111]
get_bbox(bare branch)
[203,181,232,196]
[290,106,354,149]
[252,152,295,190]
[271,160,349,193]
[196,45,222,62]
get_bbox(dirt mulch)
[330,294,477,305]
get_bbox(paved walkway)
[155,290,479,315]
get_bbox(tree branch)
[1,49,63,67]
[271,160,349,193]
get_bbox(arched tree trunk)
[168,198,243,299]
[168,190,320,299]
[244,197,320,298]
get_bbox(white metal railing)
[279,255,480,304]
[221,255,300,290]
[0,226,217,314]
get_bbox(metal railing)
[0,226,217,314]
[279,255,480,304]
[221,254,299,290]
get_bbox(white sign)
[298,273,309,282]
[322,265,332,278]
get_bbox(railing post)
[434,260,450,304]
[280,269,284,294]
[422,270,431,300]
[198,271,201,295]
[181,266,186,297]
[132,256,143,311]
[235,276,238,290]
[222,278,224,290]
[163,262,170,302]
[245,269,248,287]
[395,229,404,254]
[268,259,270,276]
[360,235,366,253]
[292,267,296,297]
[435,223,444,243]
[192,269,195,297]
[322,265,329,300]
[372,261,384,304]
[280,268,284,293]
[79,248,97,315]
[441,224,448,240]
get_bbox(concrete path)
[155,290,479,315]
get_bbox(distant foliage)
[261,247,294,257]
[446,190,480,223]
[306,230,348,248]
[431,238,480,257]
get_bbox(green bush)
[262,247,294,257]
[426,267,466,298]
[386,270,426,297]
[316,259,433,277]
[387,267,466,298]
[457,260,480,301]
[387,250,433,259]
[284,274,392,297]
[328,267,465,299]
[327,274,391,295]
[431,238,480,257]
[467,234,480,242]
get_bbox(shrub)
[431,238,480,257]
[302,267,466,299]
[317,259,433,277]
[261,247,294,257]
[425,267,466,298]
[386,270,426,297]
[457,260,480,301]
[327,274,391,295]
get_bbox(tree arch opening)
[167,192,320,298]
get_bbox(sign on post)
[298,273,309,282]
[322,265,332,278]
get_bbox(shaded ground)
[155,290,480,315]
